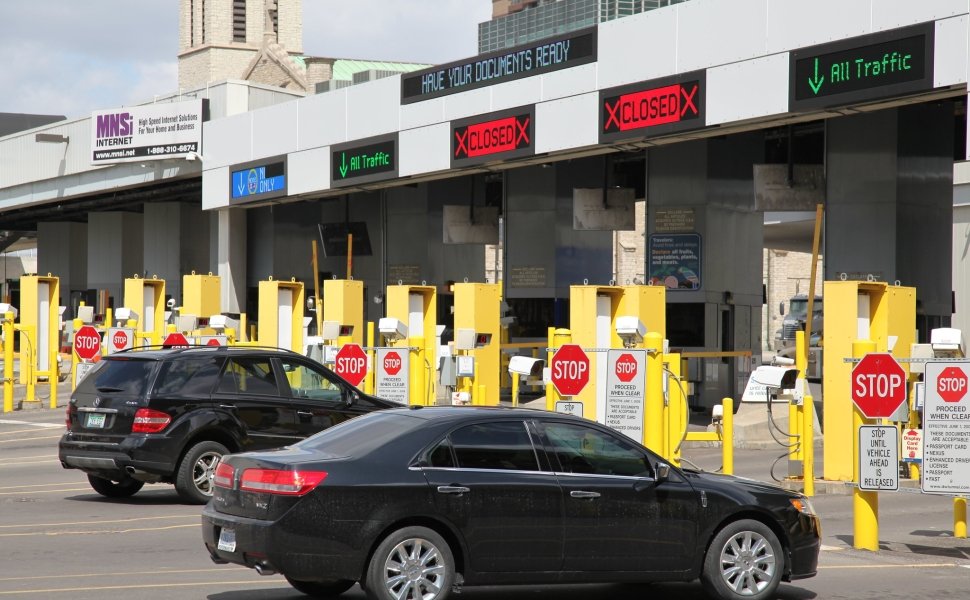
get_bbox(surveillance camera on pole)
[378,318,408,343]
[615,316,646,348]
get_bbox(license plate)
[85,413,106,429]
[217,528,236,553]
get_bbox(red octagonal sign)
[162,332,191,349]
[335,344,368,387]
[383,351,403,376]
[937,366,968,403]
[615,353,638,383]
[851,353,907,418]
[550,344,590,397]
[73,325,102,361]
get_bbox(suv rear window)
[77,358,157,396]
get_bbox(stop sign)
[335,344,368,387]
[550,344,590,397]
[937,366,968,403]
[851,353,907,418]
[162,332,191,349]
[73,325,102,361]
[383,351,403,376]
[111,329,129,351]
[615,353,638,383]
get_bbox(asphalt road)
[1,407,968,600]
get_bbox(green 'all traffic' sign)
[790,23,934,111]
[331,134,398,188]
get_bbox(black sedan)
[202,406,820,600]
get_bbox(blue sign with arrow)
[230,160,286,202]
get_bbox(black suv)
[58,346,397,503]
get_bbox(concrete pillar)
[217,208,247,313]
[38,222,86,306]
[143,203,209,305]
[87,212,143,312]
[826,106,953,333]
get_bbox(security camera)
[114,307,138,324]
[209,314,228,330]
[711,403,724,424]
[508,356,544,378]
[750,365,799,390]
[931,327,964,358]
[166,298,176,309]
[379,318,408,342]
[615,316,646,347]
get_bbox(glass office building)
[479,0,689,53]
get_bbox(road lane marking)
[0,420,63,429]
[0,459,58,466]
[0,568,231,583]
[0,580,289,595]
[819,563,961,570]
[0,482,91,491]
[0,435,62,443]
[0,428,62,436]
[0,523,199,538]
[0,514,196,529]
[0,487,91,496]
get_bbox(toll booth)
[123,276,166,346]
[323,279,363,346]
[453,282,500,406]
[258,278,305,352]
[182,272,221,322]
[569,284,666,421]
[822,280,915,481]
[385,284,437,406]
[19,275,60,388]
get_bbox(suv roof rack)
[114,344,305,357]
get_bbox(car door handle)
[437,486,470,495]
[219,404,236,411]
[297,410,313,417]
[570,490,601,499]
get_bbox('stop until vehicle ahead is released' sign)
[790,22,934,111]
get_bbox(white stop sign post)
[922,361,970,494]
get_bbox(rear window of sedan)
[77,358,157,396]
[296,411,425,456]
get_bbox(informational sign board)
[922,361,970,494]
[106,328,134,355]
[648,234,701,290]
[375,348,409,404]
[902,428,922,463]
[600,71,705,143]
[456,355,475,378]
[790,22,934,111]
[230,157,287,204]
[90,98,203,164]
[331,133,398,187]
[452,106,534,168]
[555,400,584,417]
[604,350,646,441]
[401,28,597,104]
[74,361,97,388]
[858,425,898,492]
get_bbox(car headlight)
[790,496,817,516]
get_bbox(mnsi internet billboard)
[90,99,204,165]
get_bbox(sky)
[2,1,492,120]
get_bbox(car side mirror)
[655,462,671,483]
[346,388,359,407]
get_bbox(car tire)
[701,519,784,600]
[87,474,144,498]
[175,440,228,504]
[285,576,355,598]
[365,526,454,600]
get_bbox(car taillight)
[131,408,171,433]
[65,405,73,429]
[213,462,235,489]
[239,469,327,496]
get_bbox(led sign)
[331,134,398,188]
[402,29,597,104]
[600,72,705,143]
[790,22,934,110]
[452,107,534,168]
[230,157,286,203]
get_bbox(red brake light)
[132,408,172,433]
[213,462,235,489]
[239,469,327,496]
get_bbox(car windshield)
[296,411,425,457]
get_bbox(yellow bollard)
[853,340,880,551]
[955,498,968,539]
[19,325,36,405]
[70,318,82,391]
[412,337,427,405]
[2,312,13,413]
[644,332,664,455]
[804,392,815,497]
[546,328,571,412]
[511,373,520,408]
[364,322,375,396]
[723,397,734,476]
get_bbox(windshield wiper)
[96,386,125,393]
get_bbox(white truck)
[774,293,822,380]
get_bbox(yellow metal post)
[257,278,305,352]
[723,397,734,476]
[853,339,880,551]
[182,272,221,319]
[364,322,375,395]
[804,390,815,497]
[793,332,807,463]
[123,276,165,347]
[2,311,13,412]
[323,279,364,346]
[511,373,520,407]
[20,325,36,404]
[955,498,968,539]
[454,283,501,406]
[546,328,571,412]
[665,353,685,464]
[385,285,437,406]
[70,318,81,392]
[412,337,427,405]
[644,332,664,454]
